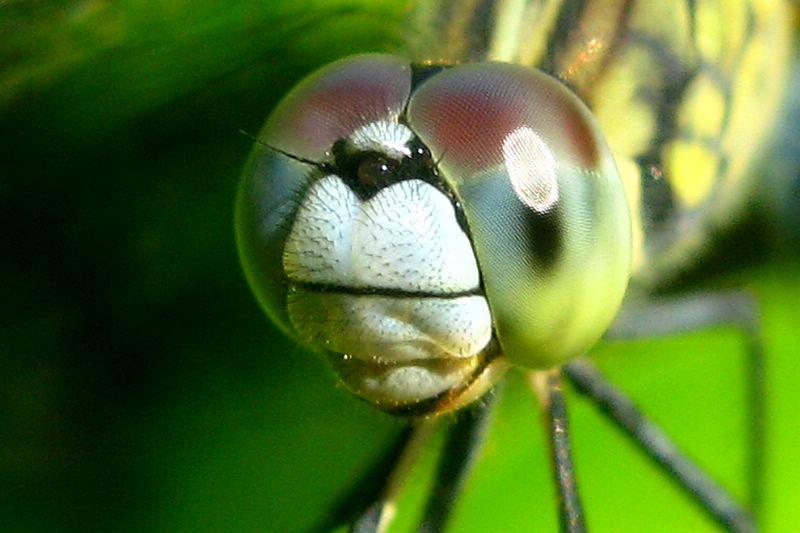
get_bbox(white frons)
[283,176,481,293]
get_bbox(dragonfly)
[236,1,792,531]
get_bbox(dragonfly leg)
[605,290,764,519]
[564,354,756,532]
[416,395,494,533]
[529,368,587,533]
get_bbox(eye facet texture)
[237,54,632,414]
[406,62,631,369]
[263,54,412,160]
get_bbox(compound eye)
[261,54,412,161]
[407,62,632,369]
[236,54,413,336]
[408,62,603,185]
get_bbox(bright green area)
[442,264,800,532]
[1,2,798,532]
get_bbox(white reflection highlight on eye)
[502,126,559,213]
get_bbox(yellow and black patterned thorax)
[407,0,791,288]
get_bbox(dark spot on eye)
[521,206,562,270]
[458,169,564,274]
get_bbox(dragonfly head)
[236,54,632,415]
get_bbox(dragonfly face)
[236,54,631,415]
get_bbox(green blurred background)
[1,1,798,532]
